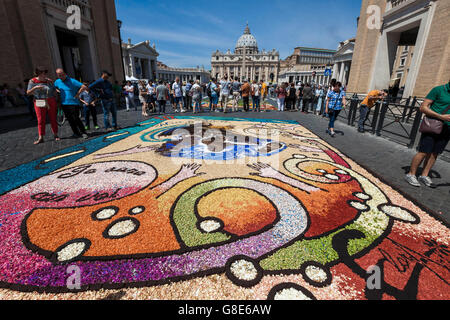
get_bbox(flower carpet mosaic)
[0,116,448,300]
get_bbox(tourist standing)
[185,80,193,111]
[241,80,251,112]
[325,82,346,138]
[220,76,231,113]
[302,83,313,113]
[296,83,304,111]
[287,83,297,112]
[54,68,89,139]
[275,83,287,112]
[146,80,157,114]
[405,81,450,188]
[124,81,136,112]
[138,80,149,117]
[231,77,241,113]
[89,70,117,131]
[191,80,203,114]
[172,77,185,113]
[210,78,219,112]
[79,84,99,131]
[358,89,388,133]
[27,66,59,144]
[156,80,168,114]
[260,80,268,112]
[251,80,261,112]
[315,85,325,115]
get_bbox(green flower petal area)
[171,178,308,249]
[260,158,393,272]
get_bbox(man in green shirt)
[406,81,450,188]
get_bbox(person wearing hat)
[89,71,118,131]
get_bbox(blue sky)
[115,0,362,69]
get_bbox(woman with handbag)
[27,66,60,145]
[406,81,450,188]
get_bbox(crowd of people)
[3,67,450,191]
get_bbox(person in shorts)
[406,81,450,188]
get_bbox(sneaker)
[358,128,365,133]
[95,126,100,130]
[405,174,421,187]
[82,133,89,139]
[418,176,436,188]
[85,126,89,131]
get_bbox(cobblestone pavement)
[1,100,448,224]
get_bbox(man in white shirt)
[172,78,185,113]
[219,76,231,113]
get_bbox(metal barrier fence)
[332,93,449,162]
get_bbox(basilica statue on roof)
[211,24,280,83]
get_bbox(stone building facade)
[156,62,211,84]
[211,24,280,83]
[279,47,336,85]
[347,0,450,98]
[0,0,124,85]
[122,38,158,81]
[331,39,355,87]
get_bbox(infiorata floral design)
[0,116,448,300]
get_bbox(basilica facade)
[211,24,280,83]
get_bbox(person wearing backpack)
[406,80,450,188]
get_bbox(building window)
[400,58,406,66]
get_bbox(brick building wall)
[414,0,450,97]
[0,0,123,86]
[347,0,386,94]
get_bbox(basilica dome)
[235,24,258,51]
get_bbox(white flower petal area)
[305,265,329,284]
[325,174,340,181]
[103,218,140,239]
[268,283,317,300]
[349,201,369,212]
[230,259,259,281]
[92,206,119,221]
[129,206,145,216]
[354,193,371,200]
[199,219,222,233]
[55,239,91,263]
[379,205,419,223]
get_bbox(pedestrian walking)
[296,83,304,111]
[275,83,287,112]
[89,70,118,131]
[27,66,60,144]
[325,81,346,138]
[54,68,89,139]
[406,80,450,188]
[241,80,251,112]
[79,84,99,131]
